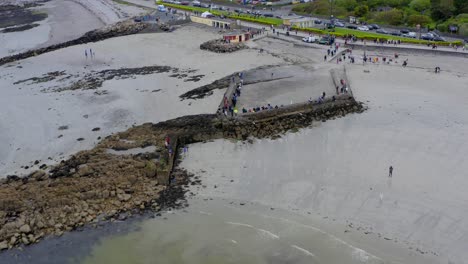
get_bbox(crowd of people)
[220,72,245,117]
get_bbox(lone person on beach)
[389,166,393,177]
[85,50,88,59]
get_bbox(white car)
[357,26,369,31]
[403,32,417,38]
[302,36,317,43]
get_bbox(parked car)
[433,36,446,42]
[390,31,402,36]
[421,34,433,40]
[347,25,357,29]
[318,36,334,45]
[400,29,410,34]
[334,21,345,27]
[314,19,322,24]
[421,33,434,40]
[302,36,317,43]
[192,0,201,6]
[157,5,167,12]
[201,3,209,7]
[402,32,416,38]
[263,13,274,17]
[358,26,369,31]
[318,38,330,45]
[368,24,380,30]
[376,29,390,34]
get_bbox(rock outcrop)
[200,39,247,53]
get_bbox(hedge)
[292,26,463,46]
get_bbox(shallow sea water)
[78,199,385,264]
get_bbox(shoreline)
[0,89,364,250]
[1,12,467,262]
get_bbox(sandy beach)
[1,3,468,262]
[0,25,282,176]
[0,0,146,57]
[181,52,468,263]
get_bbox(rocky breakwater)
[0,128,183,250]
[200,39,247,53]
[0,97,365,250]
[219,95,365,140]
[0,19,149,66]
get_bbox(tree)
[454,0,468,15]
[374,8,404,25]
[354,5,369,17]
[409,0,431,12]
[337,0,358,11]
[431,0,455,20]
[407,14,432,25]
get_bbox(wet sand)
[0,0,146,57]
[180,53,468,264]
[1,7,468,262]
[237,64,337,109]
[0,25,283,176]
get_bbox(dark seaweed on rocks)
[179,74,234,100]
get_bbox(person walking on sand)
[389,166,393,177]
[85,50,88,59]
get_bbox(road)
[191,1,466,42]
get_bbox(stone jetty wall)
[348,43,468,58]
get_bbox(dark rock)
[200,39,247,54]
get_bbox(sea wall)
[348,43,468,58]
